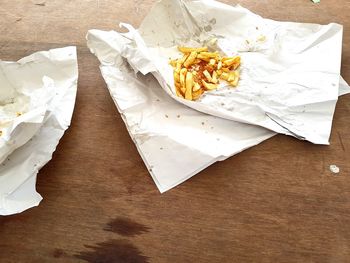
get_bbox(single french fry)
[202,80,217,90]
[203,70,212,82]
[178,46,208,53]
[174,71,180,83]
[169,60,177,67]
[198,52,218,58]
[184,51,197,68]
[221,57,230,62]
[224,56,240,67]
[196,54,211,61]
[193,82,201,92]
[217,60,222,70]
[227,72,236,82]
[231,61,240,70]
[192,89,204,100]
[180,68,187,87]
[216,69,222,77]
[212,71,218,84]
[221,67,230,73]
[209,59,216,66]
[229,71,240,87]
[176,54,188,71]
[220,72,229,81]
[176,88,184,98]
[185,72,193,100]
[175,82,184,97]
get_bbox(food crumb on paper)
[34,1,46,6]
[329,164,340,174]
[165,114,169,118]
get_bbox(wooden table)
[1,0,349,262]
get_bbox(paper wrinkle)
[107,0,344,145]
[0,46,78,215]
[88,29,275,192]
[87,0,350,192]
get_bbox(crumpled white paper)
[0,46,78,215]
[87,28,349,193]
[103,0,345,145]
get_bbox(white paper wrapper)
[102,0,345,145]
[0,46,78,215]
[87,29,349,193]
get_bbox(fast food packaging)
[0,47,78,215]
[87,0,349,192]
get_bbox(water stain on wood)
[104,217,150,237]
[75,239,149,263]
[53,248,66,258]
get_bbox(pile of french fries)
[169,46,241,101]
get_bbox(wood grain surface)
[1,0,350,262]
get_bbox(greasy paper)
[87,28,349,193]
[109,0,344,145]
[0,46,78,215]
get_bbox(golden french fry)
[209,59,216,66]
[180,68,187,87]
[192,89,204,100]
[203,70,212,82]
[224,56,240,67]
[171,46,241,100]
[174,71,180,83]
[179,54,189,63]
[230,71,240,86]
[193,82,201,92]
[175,82,184,97]
[212,71,218,83]
[231,62,240,70]
[198,52,218,58]
[185,72,193,100]
[227,72,236,82]
[184,51,197,68]
[196,54,211,61]
[220,72,229,81]
[176,54,188,71]
[202,80,217,90]
[178,46,208,53]
[175,83,184,98]
[217,60,222,70]
[176,89,184,98]
[169,60,177,67]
